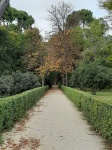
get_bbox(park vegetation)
[46,1,112,94]
[0,1,112,94]
[0,0,112,146]
[61,85,112,143]
[0,86,48,134]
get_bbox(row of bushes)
[0,86,48,132]
[0,71,40,96]
[61,85,112,143]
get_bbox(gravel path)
[1,88,106,150]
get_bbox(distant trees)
[48,1,74,86]
[0,4,36,75]
[0,4,45,93]
[0,1,46,95]
[47,2,99,86]
[70,15,112,94]
[66,9,93,28]
[67,11,80,28]
[0,25,25,74]
[79,9,93,28]
[0,0,112,94]
[48,1,73,33]
[1,5,35,31]
[82,18,109,64]
[24,28,42,71]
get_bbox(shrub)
[0,86,48,131]
[0,75,14,96]
[61,85,112,143]
[12,71,40,94]
[0,71,40,96]
[70,63,112,94]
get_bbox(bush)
[0,86,48,131]
[0,71,40,96]
[61,85,112,143]
[70,63,112,94]
[0,75,14,96]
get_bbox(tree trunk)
[62,75,64,85]
[92,88,97,95]
[42,77,44,87]
[65,71,68,86]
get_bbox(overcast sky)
[10,0,108,37]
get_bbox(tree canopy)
[99,0,112,11]
[66,9,93,28]
[0,0,112,94]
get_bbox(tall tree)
[2,6,16,25]
[79,9,93,28]
[66,11,80,28]
[16,10,35,31]
[0,2,36,76]
[66,9,93,28]
[82,18,109,65]
[70,26,84,63]
[35,42,48,86]
[1,5,35,31]
[24,28,42,71]
[48,1,73,86]
[24,27,49,87]
[0,26,25,74]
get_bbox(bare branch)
[48,1,73,33]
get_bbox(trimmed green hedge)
[0,86,48,131]
[61,85,112,143]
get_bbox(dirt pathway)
[0,88,106,150]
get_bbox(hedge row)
[0,86,48,132]
[61,85,112,143]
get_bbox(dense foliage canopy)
[0,1,112,95]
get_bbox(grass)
[75,87,112,103]
[0,134,4,145]
[85,89,112,104]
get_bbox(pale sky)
[10,0,108,37]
